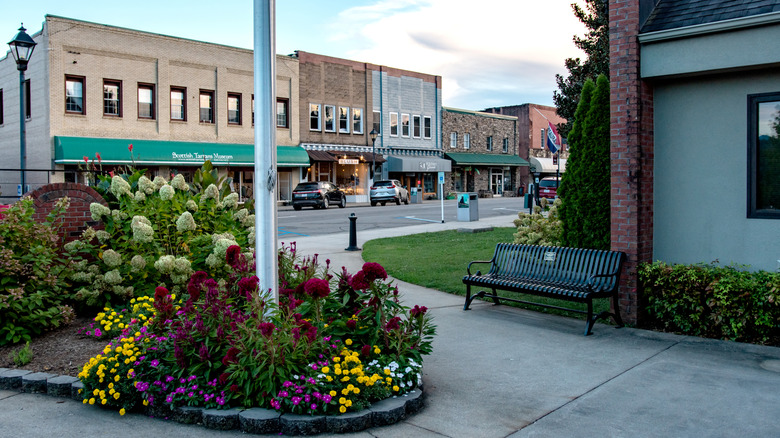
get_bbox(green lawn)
[362,228,610,320]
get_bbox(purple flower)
[291,396,302,405]
[322,394,332,403]
[151,359,160,367]
[166,395,173,403]
[94,328,103,337]
[310,403,317,411]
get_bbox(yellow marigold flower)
[89,398,95,405]
[329,390,337,397]
[326,376,333,382]
[113,392,120,399]
[341,388,348,395]
[114,375,120,382]
[92,389,99,396]
[342,369,349,375]
[322,367,330,374]
[82,399,88,404]
[345,339,352,346]
[101,399,107,405]
[374,348,381,354]
[109,389,115,395]
[341,376,350,382]
[346,400,352,407]
[108,383,114,389]
[353,388,360,394]
[393,385,399,391]
[119,408,126,416]
[333,357,340,363]
[339,405,347,413]
[384,369,391,375]
[143,400,149,406]
[339,397,346,404]
[347,384,354,391]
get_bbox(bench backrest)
[489,243,625,290]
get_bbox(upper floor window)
[486,136,493,151]
[748,91,780,219]
[390,112,398,136]
[200,90,214,123]
[413,115,421,138]
[103,80,121,117]
[138,83,155,119]
[352,108,363,134]
[228,93,241,125]
[401,114,410,137]
[373,110,381,135]
[324,105,335,132]
[171,87,186,121]
[423,116,432,139]
[450,132,458,148]
[339,106,350,133]
[276,98,289,128]
[502,138,509,153]
[310,103,321,131]
[464,132,470,149]
[66,76,85,114]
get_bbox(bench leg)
[584,300,595,336]
[611,293,624,328]
[490,288,501,306]
[464,284,472,310]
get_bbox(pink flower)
[128,144,133,152]
[95,152,102,163]
[259,322,275,338]
[225,245,241,268]
[83,156,89,164]
[349,271,370,290]
[410,305,428,317]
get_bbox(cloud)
[327,0,586,109]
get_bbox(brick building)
[441,107,526,196]
[610,0,780,324]
[0,15,308,204]
[295,51,446,202]
[481,104,567,187]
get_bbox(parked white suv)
[370,180,409,206]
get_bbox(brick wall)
[609,0,654,325]
[28,182,107,242]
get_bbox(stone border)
[0,368,424,435]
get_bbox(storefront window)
[335,159,367,196]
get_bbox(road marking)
[493,207,522,212]
[278,227,308,237]
[278,215,298,219]
[397,216,440,223]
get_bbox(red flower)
[226,245,241,268]
[362,262,387,282]
[361,344,371,357]
[258,322,275,338]
[187,271,209,301]
[95,152,102,163]
[83,156,89,164]
[303,278,330,299]
[238,276,259,296]
[410,305,428,317]
[349,271,370,291]
[386,316,401,331]
[222,347,240,366]
[154,286,169,302]
[128,143,133,152]
[229,384,239,393]
[219,373,230,385]
[346,319,357,330]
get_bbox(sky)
[2,0,587,111]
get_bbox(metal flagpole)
[253,0,278,304]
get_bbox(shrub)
[64,164,251,310]
[513,198,562,246]
[639,261,780,343]
[0,197,75,346]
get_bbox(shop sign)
[171,152,235,162]
[418,161,439,171]
[338,158,359,165]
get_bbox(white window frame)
[339,106,350,133]
[423,116,432,139]
[412,115,421,138]
[309,103,321,131]
[352,107,363,134]
[390,112,399,137]
[464,132,470,150]
[401,113,410,137]
[450,132,458,148]
[324,105,336,132]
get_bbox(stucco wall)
[653,69,780,271]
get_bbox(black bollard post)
[345,213,360,251]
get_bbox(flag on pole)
[546,122,561,154]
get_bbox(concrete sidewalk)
[2,215,780,437]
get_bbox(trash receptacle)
[457,192,479,222]
[410,187,423,204]
[524,193,533,209]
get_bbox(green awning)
[444,152,529,166]
[53,136,309,168]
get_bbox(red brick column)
[609,0,654,325]
[28,183,107,242]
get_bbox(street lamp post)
[8,24,37,197]
[369,129,378,181]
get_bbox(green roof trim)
[53,136,309,167]
[444,152,529,166]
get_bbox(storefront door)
[490,171,503,196]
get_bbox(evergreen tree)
[559,78,595,248]
[553,0,609,138]
[580,74,611,250]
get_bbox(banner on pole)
[546,122,561,154]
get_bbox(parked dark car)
[292,181,347,210]
[370,179,409,206]
[538,177,560,199]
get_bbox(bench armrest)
[586,272,621,293]
[467,259,494,276]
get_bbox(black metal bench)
[463,243,626,335]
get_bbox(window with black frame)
[748,92,780,218]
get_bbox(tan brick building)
[441,107,526,197]
[0,15,307,203]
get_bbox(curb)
[0,368,424,435]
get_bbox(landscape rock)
[0,369,31,391]
[280,413,326,436]
[202,407,242,430]
[325,409,371,433]
[369,395,407,426]
[47,375,79,398]
[239,407,281,434]
[173,405,202,424]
